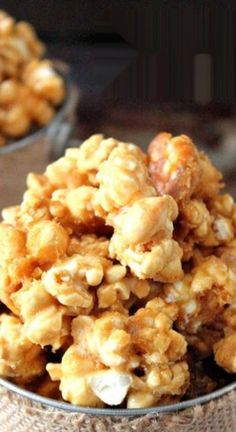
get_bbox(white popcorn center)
[90,371,132,405]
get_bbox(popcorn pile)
[0,10,65,146]
[0,133,236,408]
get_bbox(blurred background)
[1,0,236,196]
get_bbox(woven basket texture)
[0,385,236,432]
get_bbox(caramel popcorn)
[0,314,45,384]
[163,256,236,333]
[46,346,106,407]
[66,134,121,187]
[27,220,69,263]
[1,131,236,408]
[127,362,189,408]
[47,298,188,407]
[175,193,236,264]
[42,254,111,315]
[214,305,236,373]
[67,234,109,258]
[148,132,223,202]
[148,133,200,202]
[0,10,64,144]
[108,196,183,281]
[11,280,70,350]
[97,275,149,309]
[23,59,65,105]
[97,142,155,213]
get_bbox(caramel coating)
[0,314,45,383]
[47,298,188,407]
[11,280,70,351]
[1,131,236,407]
[108,196,183,281]
[148,133,222,202]
[26,220,69,263]
[214,305,236,372]
[163,256,236,333]
[0,10,64,144]
[97,143,155,213]
[67,234,109,258]
[23,59,65,105]
[42,254,111,315]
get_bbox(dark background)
[1,0,236,191]
[1,0,236,107]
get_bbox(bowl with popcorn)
[0,133,236,432]
[0,10,78,209]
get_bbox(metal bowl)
[0,376,236,417]
[1,376,236,432]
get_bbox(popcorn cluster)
[0,132,236,408]
[0,10,65,146]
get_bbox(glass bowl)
[0,60,79,210]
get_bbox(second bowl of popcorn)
[0,10,78,209]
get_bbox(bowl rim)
[0,376,235,417]
[0,60,78,156]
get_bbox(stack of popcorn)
[0,10,65,146]
[0,132,235,409]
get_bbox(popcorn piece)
[47,346,105,407]
[213,305,236,373]
[0,104,31,137]
[15,21,44,58]
[0,223,26,262]
[0,80,55,127]
[178,200,214,244]
[96,143,156,213]
[148,133,222,202]
[59,135,130,189]
[108,196,183,281]
[214,333,236,373]
[50,186,98,225]
[90,370,132,406]
[0,11,14,37]
[72,313,133,368]
[70,134,118,182]
[127,362,189,408]
[26,172,54,198]
[176,193,236,263]
[67,234,109,258]
[0,314,45,383]
[148,133,200,202]
[195,153,223,200]
[0,37,31,79]
[23,59,65,105]
[1,205,20,226]
[127,298,186,365]
[164,256,236,333]
[27,220,69,263]
[42,254,111,315]
[208,194,235,244]
[46,155,87,189]
[0,256,36,313]
[97,276,150,309]
[11,280,70,350]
